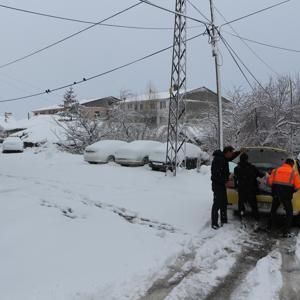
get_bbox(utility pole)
[209,0,223,150]
[166,0,187,176]
[290,77,294,156]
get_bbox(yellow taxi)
[227,147,300,215]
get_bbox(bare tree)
[225,75,300,153]
[55,107,112,154]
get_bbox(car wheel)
[142,157,149,165]
[88,161,98,164]
[293,213,300,227]
[107,155,115,163]
[233,210,240,217]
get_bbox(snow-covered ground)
[0,146,299,299]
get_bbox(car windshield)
[233,148,289,172]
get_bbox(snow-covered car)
[227,147,300,216]
[149,142,208,171]
[115,140,162,166]
[2,137,24,153]
[84,140,127,164]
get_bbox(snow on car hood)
[3,137,23,146]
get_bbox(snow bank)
[0,116,20,131]
[296,234,300,262]
[231,251,283,300]
[10,115,65,144]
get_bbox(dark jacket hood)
[238,160,250,166]
[213,150,224,157]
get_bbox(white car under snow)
[149,142,209,171]
[84,140,127,164]
[2,137,24,153]
[115,140,162,166]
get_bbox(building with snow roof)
[31,88,231,127]
[119,87,231,126]
[32,96,120,118]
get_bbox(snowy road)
[1,147,300,299]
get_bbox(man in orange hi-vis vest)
[267,158,300,237]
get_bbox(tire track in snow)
[204,230,277,300]
[138,224,248,300]
[0,172,180,234]
[139,250,197,300]
[205,227,300,300]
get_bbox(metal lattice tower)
[166,0,187,176]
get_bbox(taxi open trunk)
[227,147,300,215]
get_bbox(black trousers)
[269,186,293,234]
[211,184,228,226]
[238,191,259,221]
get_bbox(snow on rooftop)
[122,87,210,103]
[33,97,111,113]
[32,104,63,112]
[123,91,170,103]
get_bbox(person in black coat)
[211,146,241,229]
[234,153,264,222]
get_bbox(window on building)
[150,103,156,110]
[140,103,144,111]
[160,101,166,109]
[160,116,165,123]
[134,104,138,111]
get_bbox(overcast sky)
[0,0,299,119]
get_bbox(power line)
[0,32,206,103]
[221,0,291,27]
[186,0,210,22]
[223,30,300,53]
[220,33,273,98]
[220,34,254,90]
[0,3,201,31]
[214,5,278,75]
[0,2,142,69]
[138,0,210,26]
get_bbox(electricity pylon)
[166,0,187,176]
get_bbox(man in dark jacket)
[211,146,241,229]
[234,153,264,223]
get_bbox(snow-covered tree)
[226,75,300,155]
[62,87,79,117]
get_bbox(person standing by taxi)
[267,158,300,237]
[211,146,241,229]
[234,152,265,226]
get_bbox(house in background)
[119,87,232,126]
[31,87,231,128]
[32,96,120,118]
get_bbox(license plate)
[258,202,271,210]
